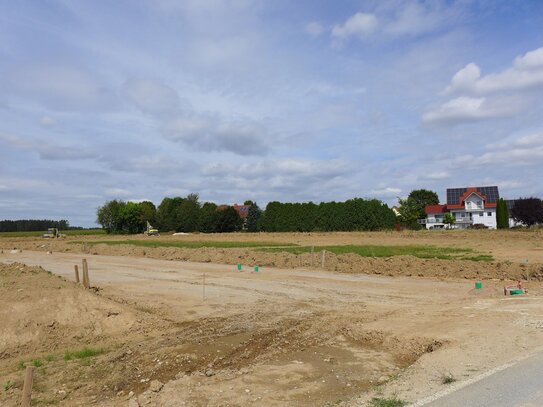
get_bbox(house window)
[478,212,483,216]
[487,212,491,216]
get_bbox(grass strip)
[259,244,493,262]
[70,239,298,249]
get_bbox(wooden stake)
[321,250,326,268]
[82,259,89,289]
[21,366,35,407]
[203,273,206,301]
[74,265,80,284]
[310,246,314,268]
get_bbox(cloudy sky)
[1,0,543,226]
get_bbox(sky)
[1,0,543,227]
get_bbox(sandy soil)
[1,241,543,406]
[3,230,543,281]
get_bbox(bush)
[470,224,488,229]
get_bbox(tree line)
[96,195,245,234]
[0,219,69,232]
[96,195,396,234]
[258,199,396,232]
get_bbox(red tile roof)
[425,204,448,214]
[232,204,251,219]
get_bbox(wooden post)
[203,273,206,301]
[321,250,326,268]
[310,246,314,268]
[74,265,80,283]
[82,259,89,289]
[21,366,35,407]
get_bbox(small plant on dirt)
[17,361,25,370]
[31,359,43,367]
[80,358,91,366]
[441,373,456,384]
[64,347,104,361]
[4,380,14,391]
[368,397,407,407]
[45,354,55,362]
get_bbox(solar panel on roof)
[446,188,467,205]
[446,186,499,204]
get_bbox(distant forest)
[0,219,70,232]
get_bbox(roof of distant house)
[232,204,251,219]
[425,186,500,213]
[425,204,448,214]
[446,186,499,205]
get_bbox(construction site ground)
[1,230,543,406]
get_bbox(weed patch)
[32,359,43,367]
[4,380,13,391]
[64,347,104,361]
[368,397,407,407]
[441,373,456,384]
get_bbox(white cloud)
[201,158,352,199]
[421,171,450,180]
[446,47,543,94]
[383,1,451,36]
[121,79,181,114]
[455,147,543,167]
[305,21,324,37]
[331,12,378,41]
[330,2,464,44]
[163,115,270,156]
[486,132,543,150]
[422,96,519,125]
[40,116,56,127]
[452,130,543,168]
[513,47,543,70]
[0,133,98,160]
[369,187,401,198]
[7,64,117,111]
[104,188,132,198]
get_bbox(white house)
[421,186,499,230]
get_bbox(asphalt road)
[418,351,543,407]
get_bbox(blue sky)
[1,0,542,227]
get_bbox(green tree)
[397,197,423,230]
[199,202,219,232]
[96,200,124,233]
[443,212,455,228]
[247,203,262,232]
[496,198,509,229]
[176,194,201,232]
[407,189,439,219]
[511,197,543,226]
[215,206,243,232]
[139,201,157,226]
[119,201,144,234]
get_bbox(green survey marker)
[237,263,242,271]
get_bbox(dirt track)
[2,248,543,406]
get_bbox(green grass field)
[260,244,493,261]
[0,229,106,238]
[71,239,298,249]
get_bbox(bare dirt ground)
[1,231,542,406]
